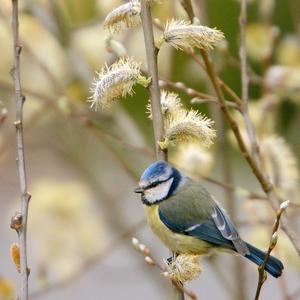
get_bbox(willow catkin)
[89,57,142,109]
[160,109,216,149]
[162,19,224,51]
[103,0,141,34]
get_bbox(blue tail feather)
[245,243,284,278]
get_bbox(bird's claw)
[166,256,174,265]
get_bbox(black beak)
[134,187,144,193]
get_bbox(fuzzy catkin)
[162,19,224,51]
[89,57,141,109]
[166,254,201,283]
[147,90,183,118]
[103,0,141,34]
[160,109,216,149]
[260,135,299,193]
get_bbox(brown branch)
[200,49,269,186]
[159,78,239,109]
[173,0,300,262]
[10,1,31,300]
[254,202,289,300]
[218,80,243,107]
[180,3,246,299]
[179,0,195,21]
[200,48,300,256]
[235,5,300,261]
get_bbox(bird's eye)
[150,182,159,188]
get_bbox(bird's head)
[135,160,186,205]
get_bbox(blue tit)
[135,160,283,278]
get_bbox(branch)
[179,0,195,21]
[180,2,246,299]
[177,0,300,259]
[159,78,239,109]
[140,1,184,299]
[254,201,289,300]
[10,1,31,300]
[152,16,243,110]
[140,0,166,161]
[239,0,261,163]
[200,48,300,256]
[239,0,249,105]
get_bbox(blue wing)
[211,205,250,255]
[158,207,234,249]
[158,180,249,255]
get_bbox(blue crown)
[141,160,170,181]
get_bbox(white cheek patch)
[144,178,174,204]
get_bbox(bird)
[134,160,283,278]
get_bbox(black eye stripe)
[145,179,169,189]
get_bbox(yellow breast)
[144,204,212,255]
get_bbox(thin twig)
[180,0,195,21]
[218,80,243,107]
[159,78,215,100]
[239,0,261,163]
[159,78,239,109]
[200,48,270,189]
[240,0,249,106]
[10,1,31,300]
[140,1,184,299]
[254,202,289,300]
[140,0,166,161]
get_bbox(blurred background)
[0,0,300,299]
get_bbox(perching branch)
[10,1,31,300]
[254,201,289,300]
[140,1,184,299]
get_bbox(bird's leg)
[166,256,175,265]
